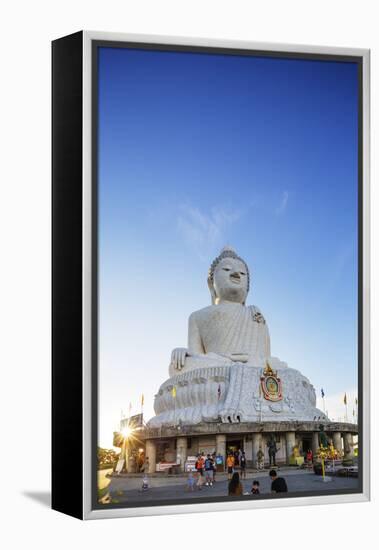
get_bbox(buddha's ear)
[207,277,216,305]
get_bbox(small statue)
[256,447,265,470]
[318,424,329,448]
[267,435,278,466]
[292,445,300,458]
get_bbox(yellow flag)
[343,393,347,405]
[172,386,176,398]
[141,394,144,406]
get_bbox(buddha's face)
[213,257,248,304]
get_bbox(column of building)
[176,437,188,472]
[342,432,354,459]
[244,436,252,465]
[216,434,226,470]
[312,432,319,458]
[332,432,342,453]
[145,440,156,474]
[252,433,262,468]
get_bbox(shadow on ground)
[23,491,51,507]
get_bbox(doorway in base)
[302,437,312,454]
[226,439,244,466]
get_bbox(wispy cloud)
[276,190,289,214]
[177,204,242,259]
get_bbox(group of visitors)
[226,450,247,479]
[188,449,289,495]
[226,447,268,473]
[188,453,218,490]
[228,469,288,496]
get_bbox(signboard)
[120,413,143,429]
[156,461,179,472]
[185,456,197,472]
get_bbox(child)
[141,475,149,491]
[187,471,195,491]
[251,480,260,494]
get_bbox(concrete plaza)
[108,468,359,504]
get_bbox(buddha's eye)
[222,267,231,271]
[240,272,246,276]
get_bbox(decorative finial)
[220,245,236,254]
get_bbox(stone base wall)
[143,420,358,473]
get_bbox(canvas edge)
[81,31,371,520]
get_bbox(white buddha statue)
[169,246,280,377]
[149,247,325,427]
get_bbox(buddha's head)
[208,246,250,305]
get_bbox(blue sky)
[98,46,359,447]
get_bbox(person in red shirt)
[195,453,205,489]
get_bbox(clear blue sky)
[98,46,359,447]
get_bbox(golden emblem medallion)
[260,362,283,402]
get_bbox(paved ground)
[108,468,359,504]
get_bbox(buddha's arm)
[264,322,271,357]
[170,313,205,371]
[188,312,205,355]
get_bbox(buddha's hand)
[170,348,188,371]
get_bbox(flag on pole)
[172,386,176,398]
[217,384,221,400]
[353,409,355,417]
[321,388,325,398]
[355,397,358,406]
[141,394,144,406]
[343,393,347,405]
[129,402,132,415]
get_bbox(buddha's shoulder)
[189,303,265,323]
[189,305,216,323]
[189,303,254,320]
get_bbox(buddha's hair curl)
[208,247,250,292]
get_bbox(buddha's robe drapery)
[188,302,270,365]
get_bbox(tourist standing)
[306,449,313,468]
[212,452,217,483]
[269,470,288,493]
[234,449,240,467]
[240,451,247,479]
[226,453,235,480]
[195,454,204,490]
[204,454,214,486]
[228,472,243,496]
[142,455,150,473]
